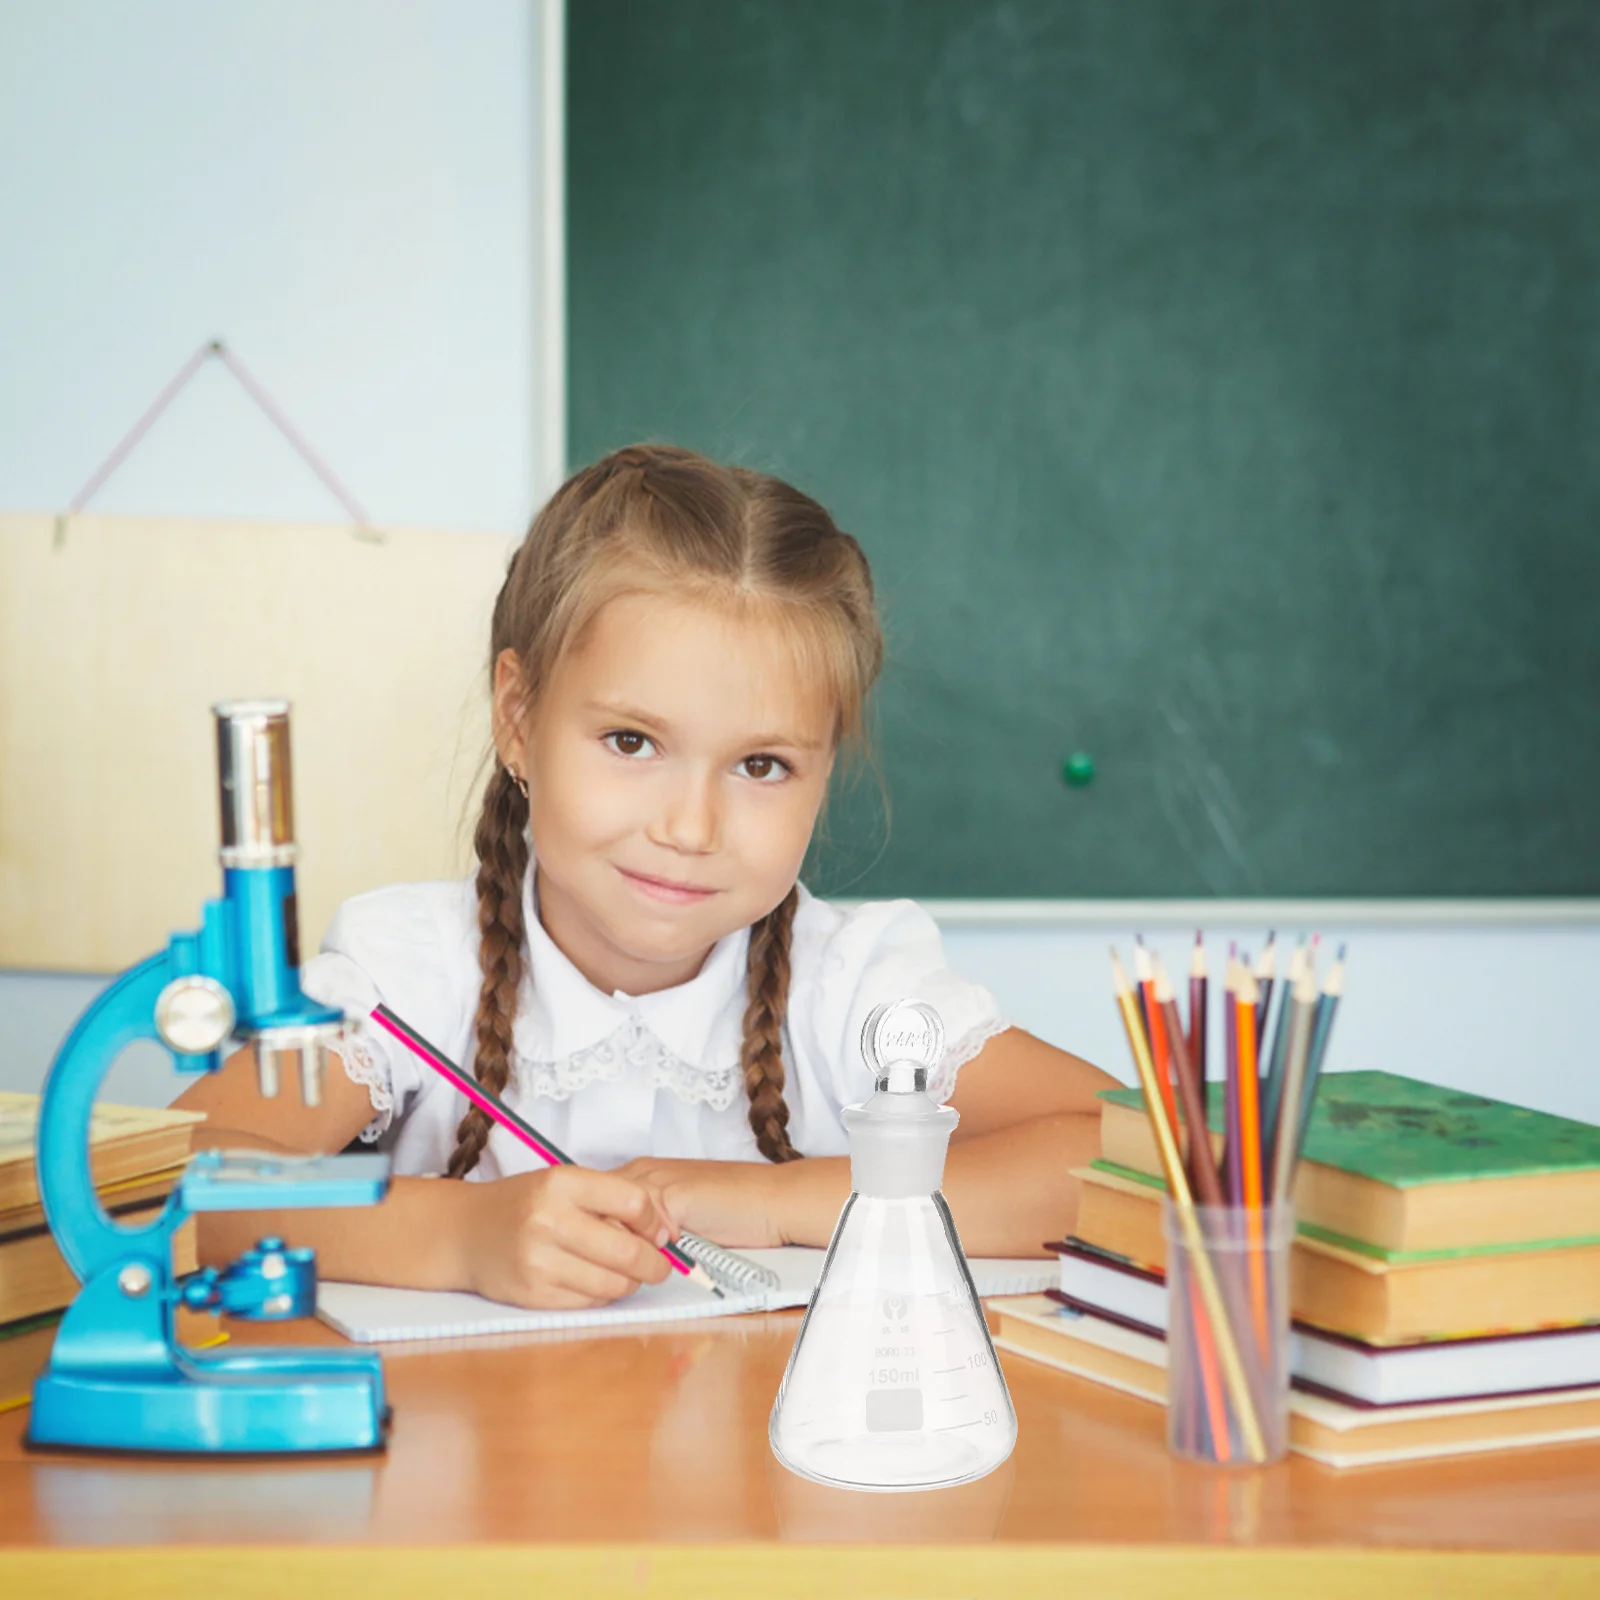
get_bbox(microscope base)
[28,1345,388,1456]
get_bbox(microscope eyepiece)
[214,700,297,869]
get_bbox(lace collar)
[509,864,752,1111]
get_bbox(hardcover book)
[1071,1161,1600,1344]
[1098,1072,1600,1255]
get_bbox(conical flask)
[769,999,1018,1491]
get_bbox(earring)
[507,765,529,800]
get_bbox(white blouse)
[301,868,1008,1181]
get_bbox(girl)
[179,445,1116,1308]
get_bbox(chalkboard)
[568,0,1600,897]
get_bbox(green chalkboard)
[568,0,1600,897]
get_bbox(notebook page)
[318,1254,1056,1343]
[317,1274,770,1343]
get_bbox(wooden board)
[0,513,512,971]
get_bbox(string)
[55,339,372,541]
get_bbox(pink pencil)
[369,1004,714,1290]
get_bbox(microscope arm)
[37,953,183,1283]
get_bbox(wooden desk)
[3,1310,1598,1597]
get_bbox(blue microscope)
[29,701,390,1454]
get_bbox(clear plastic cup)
[1162,1201,1294,1467]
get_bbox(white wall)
[936,908,1600,1127]
[0,0,558,531]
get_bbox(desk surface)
[3,1311,1599,1596]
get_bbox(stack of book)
[992,1070,1600,1468]
[0,1091,203,1407]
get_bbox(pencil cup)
[1162,1202,1294,1467]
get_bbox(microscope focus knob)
[180,1237,318,1320]
[155,976,236,1056]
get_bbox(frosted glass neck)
[841,1082,959,1198]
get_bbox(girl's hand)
[462,1166,679,1309]
[612,1157,787,1250]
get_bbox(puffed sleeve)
[300,880,477,1144]
[788,894,1010,1109]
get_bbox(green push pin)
[1062,751,1096,789]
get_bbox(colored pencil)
[1154,958,1225,1207]
[1233,970,1264,1216]
[1268,959,1318,1206]
[1189,934,1209,1197]
[369,1003,718,1293]
[1159,952,1230,1456]
[1258,940,1306,1162]
[1233,968,1271,1350]
[1292,945,1346,1174]
[1253,934,1277,1051]
[1223,954,1243,1206]
[1134,939,1179,1150]
[1189,1271,1231,1464]
[1189,932,1208,1088]
[1110,949,1267,1460]
[1132,936,1152,1040]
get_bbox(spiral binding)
[675,1232,781,1295]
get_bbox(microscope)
[28,702,390,1454]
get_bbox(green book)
[1096,1071,1600,1256]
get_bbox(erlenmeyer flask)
[770,1000,1018,1491]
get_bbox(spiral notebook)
[316,1237,1056,1345]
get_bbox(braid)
[447,765,530,1178]
[740,887,803,1163]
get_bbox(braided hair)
[741,886,803,1162]
[448,445,881,1176]
[446,764,529,1178]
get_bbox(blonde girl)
[180,445,1115,1308]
